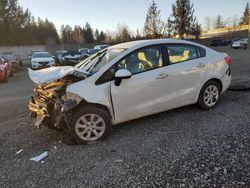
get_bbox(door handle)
[197,63,205,68]
[157,73,168,79]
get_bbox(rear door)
[161,44,207,106]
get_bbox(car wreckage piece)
[28,67,87,130]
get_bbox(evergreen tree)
[240,3,250,25]
[115,24,131,42]
[95,29,100,43]
[215,15,224,29]
[0,0,59,45]
[83,22,94,43]
[99,31,106,43]
[171,0,197,38]
[143,0,163,39]
[190,21,201,39]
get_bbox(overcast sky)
[18,0,249,33]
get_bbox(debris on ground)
[15,149,23,155]
[29,151,48,162]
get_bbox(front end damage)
[28,67,87,132]
[28,79,78,131]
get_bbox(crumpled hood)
[28,66,88,84]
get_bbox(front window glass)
[167,45,198,64]
[117,46,163,75]
[32,53,51,58]
[76,48,126,74]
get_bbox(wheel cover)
[204,85,219,107]
[75,114,105,141]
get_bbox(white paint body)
[31,52,55,69]
[232,39,248,48]
[65,39,231,124]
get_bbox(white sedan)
[31,52,55,69]
[28,39,231,144]
[231,38,248,49]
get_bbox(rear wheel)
[197,81,221,110]
[69,105,112,144]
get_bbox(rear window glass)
[167,45,198,64]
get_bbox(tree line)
[0,0,59,45]
[0,0,249,46]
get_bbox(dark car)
[79,48,90,59]
[2,52,22,71]
[210,39,231,47]
[59,51,85,66]
[87,49,100,55]
[0,55,13,76]
[54,50,67,65]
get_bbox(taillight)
[224,56,231,65]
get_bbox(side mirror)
[114,69,132,86]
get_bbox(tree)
[190,21,201,39]
[99,31,106,43]
[214,15,224,29]
[204,16,212,31]
[0,0,59,45]
[115,23,132,42]
[135,29,142,40]
[165,18,174,37]
[240,3,250,25]
[95,29,100,43]
[143,0,163,39]
[83,22,94,43]
[170,0,198,38]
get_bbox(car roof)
[111,39,205,49]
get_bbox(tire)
[197,80,221,110]
[69,105,112,144]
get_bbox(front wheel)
[69,106,112,144]
[197,81,221,110]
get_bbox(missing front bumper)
[28,96,78,129]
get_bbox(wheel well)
[73,100,112,118]
[208,78,223,92]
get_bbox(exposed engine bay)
[28,67,86,131]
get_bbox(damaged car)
[28,39,231,144]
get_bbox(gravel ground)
[0,46,249,187]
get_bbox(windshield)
[75,48,126,74]
[33,52,51,58]
[2,55,15,61]
[62,51,81,56]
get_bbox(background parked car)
[87,48,100,55]
[31,52,55,69]
[0,57,9,81]
[79,48,90,59]
[2,54,19,72]
[210,39,231,46]
[54,50,67,65]
[59,51,85,66]
[0,56,13,78]
[2,51,22,67]
[231,38,248,49]
[94,44,109,50]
